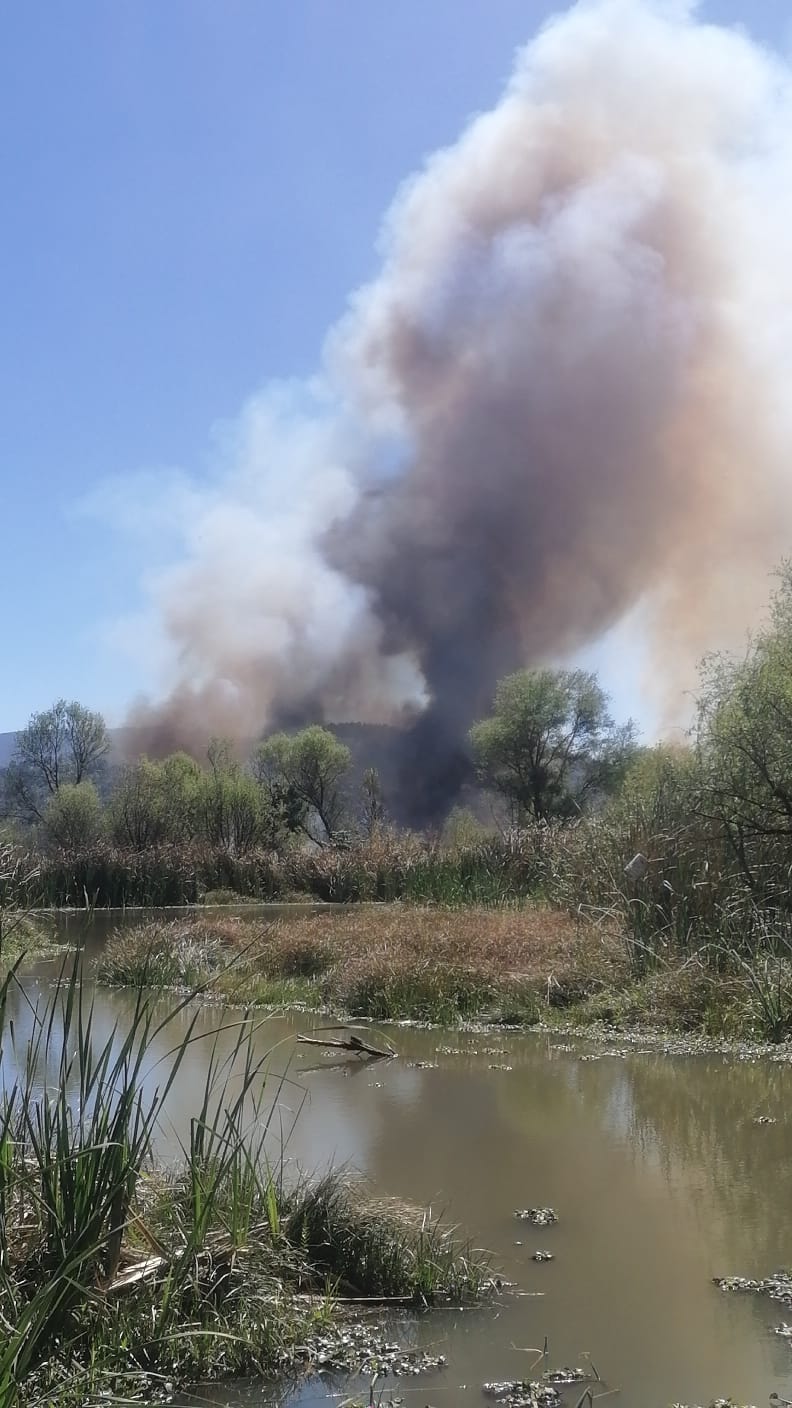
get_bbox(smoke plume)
[121,0,792,812]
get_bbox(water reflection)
[13,912,792,1407]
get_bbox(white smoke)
[101,0,792,752]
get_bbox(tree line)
[5,563,792,882]
[0,668,640,856]
[1,714,365,854]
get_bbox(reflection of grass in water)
[611,1052,792,1273]
[0,956,489,1407]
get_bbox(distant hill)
[0,733,14,769]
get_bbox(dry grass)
[97,906,625,1024]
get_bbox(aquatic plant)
[0,952,489,1406]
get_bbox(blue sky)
[0,0,786,733]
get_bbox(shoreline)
[84,904,792,1058]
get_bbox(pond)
[20,908,792,1407]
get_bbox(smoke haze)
[121,0,792,800]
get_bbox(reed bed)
[16,797,792,1038]
[11,828,552,909]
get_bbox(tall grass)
[11,829,553,909]
[16,801,792,1038]
[283,1172,490,1302]
[96,908,599,1026]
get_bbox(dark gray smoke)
[121,0,792,818]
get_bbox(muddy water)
[21,910,792,1407]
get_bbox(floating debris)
[580,1054,601,1062]
[713,1271,792,1305]
[407,1061,438,1069]
[482,1372,587,1406]
[753,1115,777,1125]
[532,1250,554,1262]
[514,1208,558,1225]
[670,1400,758,1408]
[300,1322,448,1376]
[489,1063,514,1071]
[483,1381,560,1407]
[774,1323,792,1337]
[297,1030,396,1060]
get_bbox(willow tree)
[469,668,636,823]
[254,726,351,844]
[694,564,792,893]
[5,700,109,822]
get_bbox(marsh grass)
[18,827,552,909]
[283,1172,490,1301]
[96,901,792,1041]
[97,907,611,1026]
[22,804,792,1039]
[0,953,489,1407]
[0,846,56,967]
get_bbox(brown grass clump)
[98,905,623,1024]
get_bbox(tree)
[110,757,170,849]
[42,781,104,851]
[360,767,386,838]
[469,668,636,823]
[617,742,698,831]
[693,565,792,889]
[6,700,108,822]
[159,753,203,842]
[254,726,351,844]
[197,739,266,855]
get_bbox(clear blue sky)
[0,0,785,732]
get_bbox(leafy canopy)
[254,726,351,843]
[5,700,109,822]
[469,668,636,822]
[695,563,792,848]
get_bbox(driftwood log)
[297,1028,396,1060]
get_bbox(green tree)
[42,781,104,851]
[159,752,203,842]
[469,668,636,823]
[254,726,351,844]
[694,565,792,888]
[6,700,108,822]
[618,743,698,826]
[110,757,170,849]
[196,740,266,855]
